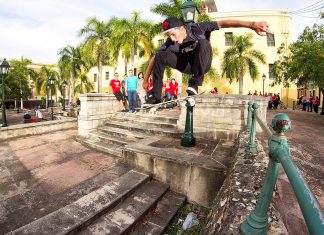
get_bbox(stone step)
[9,170,151,235]
[105,120,181,138]
[89,131,132,146]
[107,118,177,130]
[82,138,123,158]
[113,112,179,124]
[129,191,186,235]
[78,181,170,235]
[100,126,148,141]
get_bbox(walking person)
[125,69,139,113]
[109,72,127,112]
[142,17,271,104]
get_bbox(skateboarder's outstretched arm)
[217,20,272,36]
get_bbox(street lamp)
[48,74,56,120]
[1,59,10,127]
[262,73,266,96]
[181,0,200,23]
[62,80,67,112]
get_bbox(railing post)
[181,97,196,147]
[244,101,253,132]
[240,113,290,235]
[245,103,258,153]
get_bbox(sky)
[0,0,322,64]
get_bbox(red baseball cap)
[161,17,183,34]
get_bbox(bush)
[40,97,46,109]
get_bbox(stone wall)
[203,132,287,234]
[0,117,77,141]
[78,93,119,137]
[178,94,268,140]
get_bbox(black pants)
[151,39,212,100]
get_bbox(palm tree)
[110,11,153,70]
[151,0,210,22]
[58,45,84,104]
[33,65,59,108]
[221,33,266,95]
[74,72,94,95]
[79,17,113,93]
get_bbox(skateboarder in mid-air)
[142,17,272,104]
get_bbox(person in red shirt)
[313,96,320,113]
[253,90,258,96]
[168,78,179,109]
[109,72,127,112]
[210,87,218,94]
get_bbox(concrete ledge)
[178,94,268,140]
[123,137,235,207]
[203,132,287,234]
[0,117,77,141]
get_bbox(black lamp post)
[181,0,200,23]
[262,73,266,96]
[48,74,56,120]
[1,59,10,127]
[62,80,67,112]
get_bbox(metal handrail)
[241,103,324,235]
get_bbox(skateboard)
[138,91,206,113]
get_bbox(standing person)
[308,95,314,112]
[302,96,307,111]
[210,87,218,94]
[142,17,271,104]
[313,96,320,113]
[169,78,178,109]
[163,78,172,101]
[137,72,147,108]
[109,72,127,112]
[121,74,128,107]
[125,69,139,113]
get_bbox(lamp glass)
[180,0,199,23]
[0,59,10,75]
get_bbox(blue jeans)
[127,90,137,111]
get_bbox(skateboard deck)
[139,91,206,111]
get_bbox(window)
[93,73,97,82]
[225,32,233,46]
[268,64,275,80]
[158,39,164,46]
[267,33,275,47]
[105,71,109,80]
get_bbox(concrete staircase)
[79,111,235,208]
[81,112,182,158]
[9,170,185,235]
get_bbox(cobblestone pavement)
[259,109,324,235]
[0,129,131,234]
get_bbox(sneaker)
[145,94,161,104]
[186,86,198,96]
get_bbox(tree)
[35,65,60,107]
[58,45,85,104]
[79,17,113,93]
[273,23,324,98]
[151,0,210,22]
[110,11,153,70]
[74,72,94,95]
[4,57,36,108]
[221,33,266,95]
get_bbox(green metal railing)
[241,103,324,235]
